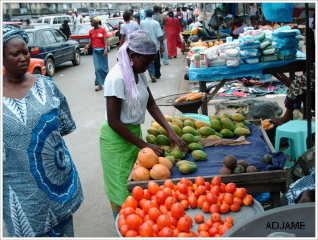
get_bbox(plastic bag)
[226,59,240,67]
[275,48,297,56]
[262,48,276,55]
[262,3,294,23]
[218,41,240,50]
[239,35,254,44]
[245,57,259,64]
[260,40,272,49]
[204,45,220,60]
[208,9,221,30]
[239,40,261,49]
[243,49,261,57]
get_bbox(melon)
[150,164,171,180]
[131,166,151,181]
[137,147,159,168]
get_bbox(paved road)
[50,47,189,237]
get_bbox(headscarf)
[3,24,29,45]
[117,30,157,119]
[92,16,101,23]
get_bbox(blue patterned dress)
[3,75,84,237]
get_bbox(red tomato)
[211,212,221,222]
[225,183,236,193]
[140,221,153,237]
[195,176,205,186]
[171,203,185,219]
[233,187,247,199]
[158,227,173,237]
[209,226,219,237]
[148,181,160,195]
[243,194,254,206]
[211,176,222,186]
[132,186,144,200]
[164,196,177,210]
[157,214,171,230]
[219,203,230,214]
[147,207,161,222]
[206,192,218,205]
[223,192,234,204]
[201,201,211,213]
[155,190,166,204]
[176,216,192,232]
[194,213,205,223]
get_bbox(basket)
[155,93,206,113]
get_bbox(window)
[62,16,72,23]
[43,30,57,44]
[44,18,50,24]
[36,19,42,23]
[52,29,66,42]
[26,32,34,45]
[53,17,62,24]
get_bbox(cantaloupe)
[150,164,171,180]
[131,166,151,181]
[137,147,159,168]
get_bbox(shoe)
[155,76,160,79]
[95,86,103,91]
[163,61,169,65]
[168,56,172,59]
[150,76,156,82]
[174,56,177,58]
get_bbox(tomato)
[132,186,144,200]
[224,221,233,229]
[143,189,152,200]
[180,199,189,210]
[195,176,205,186]
[142,200,156,214]
[233,196,243,205]
[210,185,221,196]
[208,226,219,237]
[225,183,236,193]
[225,216,234,224]
[125,214,141,230]
[136,209,146,220]
[159,204,169,214]
[177,182,188,194]
[219,224,230,236]
[230,202,241,212]
[177,232,190,237]
[171,203,185,219]
[197,195,207,208]
[205,219,213,228]
[219,203,230,214]
[176,216,192,232]
[217,193,224,203]
[140,221,153,237]
[173,228,180,237]
[155,190,166,204]
[197,223,209,232]
[194,213,204,223]
[125,229,138,237]
[151,195,156,201]
[122,207,135,218]
[164,179,175,189]
[211,212,221,222]
[179,177,189,185]
[148,181,160,195]
[223,192,234,204]
[177,193,188,201]
[164,196,177,210]
[196,185,207,195]
[189,231,198,237]
[198,231,210,237]
[201,201,211,213]
[162,187,173,198]
[125,196,138,209]
[157,214,171,230]
[220,183,226,193]
[169,216,178,227]
[118,218,126,229]
[210,203,220,213]
[206,192,218,205]
[204,181,211,190]
[211,176,222,186]
[188,195,198,208]
[148,207,161,222]
[158,227,173,237]
[213,222,221,228]
[192,183,198,190]
[152,224,159,235]
[233,187,247,199]
[119,224,130,237]
[243,194,254,206]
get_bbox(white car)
[35,15,75,32]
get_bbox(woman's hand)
[147,144,165,157]
[168,132,188,153]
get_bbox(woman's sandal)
[95,86,103,91]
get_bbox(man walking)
[153,5,169,65]
[140,9,165,83]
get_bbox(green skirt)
[99,121,142,206]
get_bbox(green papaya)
[157,134,170,145]
[176,160,197,168]
[231,113,246,122]
[146,135,158,145]
[181,133,198,144]
[183,119,195,128]
[198,126,216,136]
[214,132,223,138]
[182,126,199,136]
[170,124,183,137]
[243,120,251,124]
[220,118,235,131]
[147,127,160,137]
[192,150,208,161]
[210,119,223,132]
[209,115,220,122]
[234,127,251,136]
[218,112,231,119]
[207,135,221,139]
[178,163,198,174]
[158,127,168,137]
[170,148,186,159]
[187,142,204,151]
[219,129,234,138]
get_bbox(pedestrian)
[113,11,119,17]
[99,29,188,219]
[133,13,141,25]
[165,11,184,59]
[230,16,247,39]
[163,7,170,16]
[118,10,140,48]
[59,19,72,39]
[153,5,169,65]
[140,9,165,83]
[249,3,258,16]
[176,7,183,27]
[84,17,109,91]
[181,7,188,31]
[74,12,83,29]
[23,18,33,29]
[2,24,83,237]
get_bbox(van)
[36,15,75,32]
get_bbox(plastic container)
[223,202,315,237]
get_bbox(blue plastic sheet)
[262,3,294,23]
[170,123,286,179]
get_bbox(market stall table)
[188,51,306,115]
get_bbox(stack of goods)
[271,26,301,61]
[238,35,261,64]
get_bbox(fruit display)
[174,92,206,103]
[117,176,255,237]
[219,155,258,175]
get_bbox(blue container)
[220,29,231,35]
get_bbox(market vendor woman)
[100,30,188,218]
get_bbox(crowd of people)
[2,3,316,238]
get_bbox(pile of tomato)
[118,176,254,237]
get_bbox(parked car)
[25,27,81,77]
[70,22,119,53]
[28,23,52,29]
[3,58,46,75]
[35,15,75,32]
[106,17,123,30]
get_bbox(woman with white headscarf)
[99,30,188,219]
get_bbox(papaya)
[183,116,196,122]
[219,129,234,138]
[220,118,235,131]
[209,115,220,122]
[176,160,197,168]
[151,121,161,129]
[164,115,172,122]
[150,164,171,180]
[210,119,223,132]
[218,112,231,119]
[231,113,246,122]
[172,118,184,129]
[158,127,168,137]
[243,120,251,124]
[198,126,216,136]
[146,134,158,145]
[181,133,198,144]
[158,157,173,170]
[234,121,246,128]
[182,126,199,136]
[187,142,204,151]
[207,135,221,139]
[170,124,183,137]
[170,148,186,159]
[194,120,210,129]
[173,115,185,121]
[234,127,251,136]
[165,156,175,165]
[183,119,195,128]
[192,150,208,161]
[157,135,170,145]
[214,132,223,138]
[137,147,159,168]
[162,145,171,152]
[178,163,198,174]
[147,127,160,137]
[131,166,151,181]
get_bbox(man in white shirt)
[74,12,83,29]
[140,9,165,83]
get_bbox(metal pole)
[305,3,312,149]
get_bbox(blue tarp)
[170,123,286,179]
[188,51,306,82]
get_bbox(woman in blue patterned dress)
[2,25,84,237]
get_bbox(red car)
[3,58,46,75]
[70,22,119,52]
